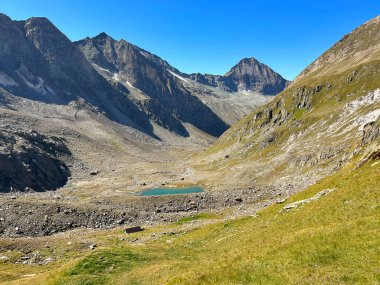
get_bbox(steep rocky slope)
[0,126,71,193]
[0,12,288,143]
[76,34,290,135]
[189,57,290,95]
[76,33,228,137]
[196,15,380,192]
[0,14,152,135]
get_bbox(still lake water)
[138,186,204,196]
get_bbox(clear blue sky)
[2,0,379,80]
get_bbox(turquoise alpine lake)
[138,186,204,196]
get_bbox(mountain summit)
[188,57,289,95]
[223,57,289,94]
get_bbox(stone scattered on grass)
[282,189,335,211]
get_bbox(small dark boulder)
[125,226,144,234]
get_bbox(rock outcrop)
[0,126,71,193]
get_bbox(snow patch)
[139,51,150,59]
[112,73,119,82]
[93,63,112,74]
[0,72,18,87]
[24,76,45,95]
[45,85,56,95]
[126,81,133,88]
[16,69,55,96]
[167,69,189,83]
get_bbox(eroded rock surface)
[0,126,71,193]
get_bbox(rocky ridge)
[76,33,229,137]
[188,57,290,95]
[295,15,380,82]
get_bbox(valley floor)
[0,156,379,284]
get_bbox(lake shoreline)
[0,184,290,238]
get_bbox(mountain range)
[188,57,289,95]
[0,13,289,139]
[0,11,379,285]
[0,12,289,193]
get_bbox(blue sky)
[1,0,379,80]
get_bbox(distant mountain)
[188,57,290,95]
[76,34,290,136]
[76,33,228,137]
[0,12,291,141]
[0,14,152,134]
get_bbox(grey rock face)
[189,58,290,95]
[76,33,228,137]
[223,58,290,95]
[187,73,222,87]
[0,127,71,193]
[0,14,154,136]
[362,118,380,146]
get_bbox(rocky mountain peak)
[222,57,290,95]
[25,16,52,25]
[236,57,259,65]
[0,14,153,135]
[225,57,264,77]
[95,32,112,39]
[76,34,229,137]
[22,16,74,58]
[188,57,289,95]
[0,12,12,24]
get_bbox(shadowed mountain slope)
[0,14,153,135]
[76,33,229,137]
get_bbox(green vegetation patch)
[55,249,144,285]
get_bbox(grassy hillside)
[2,149,377,285]
[295,15,380,81]
[192,16,380,192]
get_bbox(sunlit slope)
[194,15,380,191]
[295,15,380,81]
